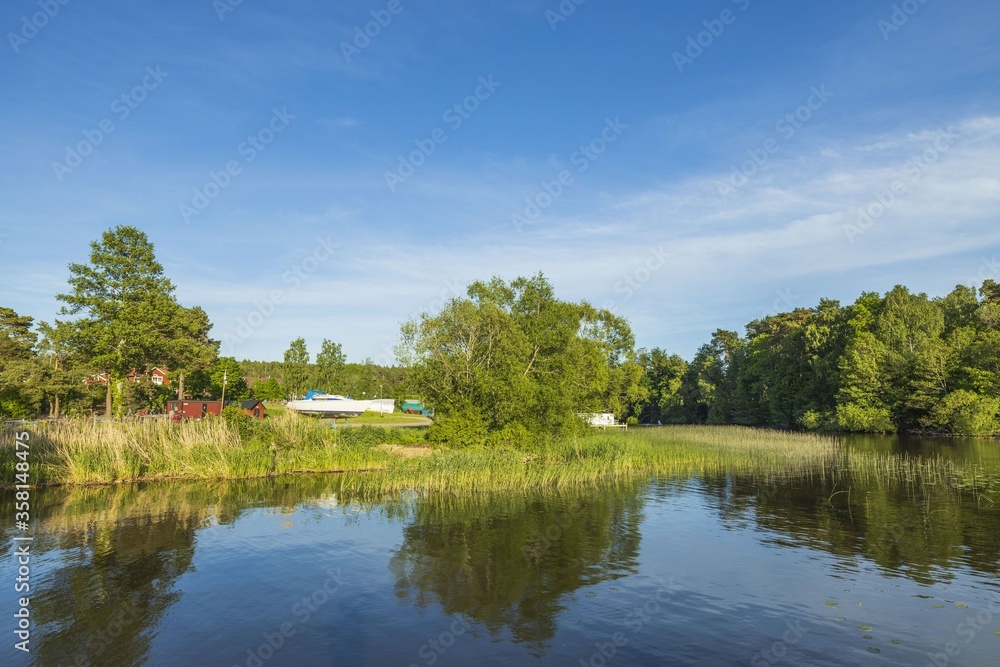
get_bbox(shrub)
[926,390,1000,436]
[836,403,896,434]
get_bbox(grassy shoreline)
[1,416,996,495]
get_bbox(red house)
[167,400,224,420]
[167,399,266,420]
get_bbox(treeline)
[3,224,997,436]
[635,282,1000,435]
[240,338,412,402]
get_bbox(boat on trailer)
[286,390,372,418]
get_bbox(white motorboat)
[286,391,394,418]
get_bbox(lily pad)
[835,616,846,621]
[932,604,945,609]
[890,639,901,645]
[994,630,1000,637]
[824,600,839,607]
[858,624,873,631]
[955,604,968,609]
[867,647,881,654]
[863,634,873,640]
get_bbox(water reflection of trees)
[388,484,646,652]
[0,477,351,667]
[696,474,1000,585]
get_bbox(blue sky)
[1,0,998,363]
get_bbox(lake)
[2,435,999,666]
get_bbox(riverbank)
[1,417,996,495]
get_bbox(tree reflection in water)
[388,484,647,652]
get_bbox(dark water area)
[2,436,1000,666]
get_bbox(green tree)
[36,320,88,418]
[283,338,310,399]
[210,357,249,401]
[399,274,641,444]
[635,349,689,424]
[55,226,218,417]
[0,307,41,418]
[315,339,346,392]
[252,377,285,401]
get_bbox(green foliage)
[54,226,218,415]
[221,404,259,440]
[253,377,285,401]
[635,348,688,424]
[283,338,310,398]
[402,274,641,445]
[670,281,999,436]
[120,378,172,415]
[428,409,489,447]
[211,357,249,400]
[835,403,897,434]
[924,390,999,436]
[0,307,41,418]
[314,339,346,392]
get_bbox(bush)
[221,404,259,440]
[926,391,1000,436]
[798,411,823,431]
[428,409,488,448]
[836,403,896,434]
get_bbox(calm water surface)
[2,436,999,666]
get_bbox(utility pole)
[221,369,228,408]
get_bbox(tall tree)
[55,226,217,416]
[315,339,346,392]
[0,307,40,418]
[283,338,310,399]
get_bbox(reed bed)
[1,419,995,496]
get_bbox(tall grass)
[1,420,995,496]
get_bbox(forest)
[635,282,1000,435]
